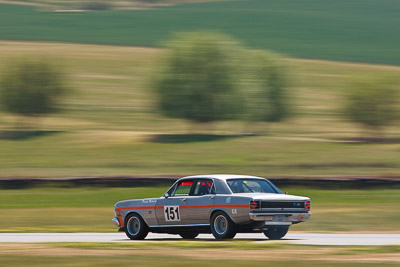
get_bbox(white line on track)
[1,233,400,246]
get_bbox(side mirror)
[164,193,169,198]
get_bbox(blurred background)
[0,0,399,235]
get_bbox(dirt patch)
[0,1,46,7]
[0,244,399,263]
[292,58,400,72]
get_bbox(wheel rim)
[214,215,228,235]
[127,216,141,236]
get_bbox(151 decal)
[164,206,180,221]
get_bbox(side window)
[171,180,194,196]
[192,179,215,196]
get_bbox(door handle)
[209,196,215,200]
[180,198,186,202]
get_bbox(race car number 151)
[164,206,180,221]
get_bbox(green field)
[1,0,400,65]
[1,2,399,177]
[1,186,399,232]
[0,41,399,177]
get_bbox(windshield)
[227,179,281,194]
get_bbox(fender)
[123,210,149,227]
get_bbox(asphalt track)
[1,233,399,246]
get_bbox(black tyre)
[124,213,149,240]
[179,232,199,239]
[210,211,236,240]
[263,226,289,240]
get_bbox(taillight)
[250,200,259,209]
[305,200,311,210]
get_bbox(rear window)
[227,179,279,194]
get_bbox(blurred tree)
[343,77,399,136]
[242,50,291,124]
[155,32,243,125]
[0,58,68,127]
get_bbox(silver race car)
[112,174,311,240]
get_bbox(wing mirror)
[164,193,169,198]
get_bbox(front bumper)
[112,217,121,227]
[249,212,311,224]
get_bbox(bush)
[155,32,244,124]
[343,77,399,132]
[241,50,291,122]
[0,58,68,119]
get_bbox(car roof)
[180,174,267,181]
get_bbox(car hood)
[235,193,309,201]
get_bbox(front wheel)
[263,226,289,240]
[125,213,148,240]
[210,211,236,240]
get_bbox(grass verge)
[0,243,399,265]
[0,186,399,232]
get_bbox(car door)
[155,179,194,225]
[184,179,216,225]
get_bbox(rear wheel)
[210,211,236,240]
[179,232,199,239]
[263,226,289,240]
[125,213,148,240]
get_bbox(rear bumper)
[249,212,311,224]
